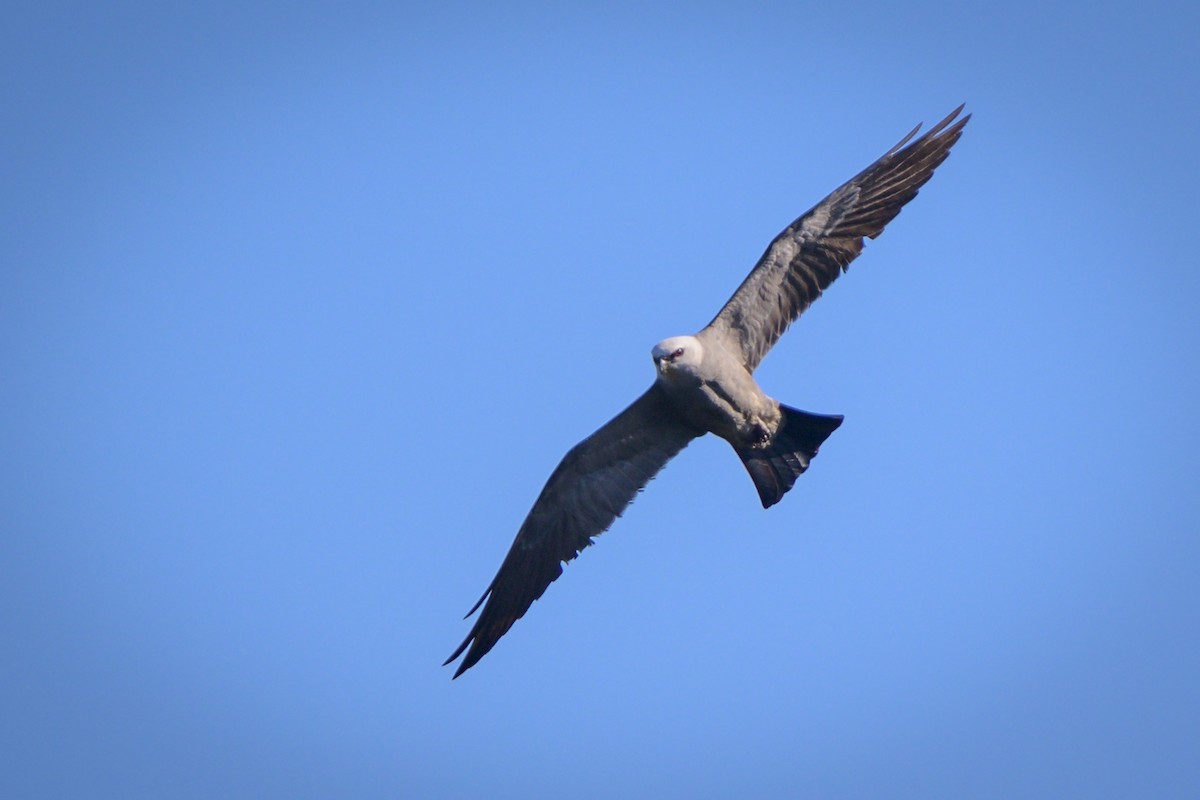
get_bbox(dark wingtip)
[443,631,474,673]
[927,104,969,135]
[447,645,484,679]
[891,103,966,148]
[443,587,492,677]
[464,587,490,619]
[443,646,472,679]
[446,642,468,671]
[886,121,924,156]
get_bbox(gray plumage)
[445,106,969,678]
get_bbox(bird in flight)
[446,106,969,678]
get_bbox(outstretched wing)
[445,384,701,678]
[703,105,969,372]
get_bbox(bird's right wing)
[704,105,969,372]
[445,384,701,678]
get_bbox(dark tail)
[735,406,843,509]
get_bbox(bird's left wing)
[703,105,969,372]
[445,383,701,678]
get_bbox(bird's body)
[652,334,776,445]
[446,106,970,678]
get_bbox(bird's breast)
[657,368,777,444]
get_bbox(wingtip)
[446,648,479,679]
[443,651,469,680]
[922,104,970,139]
[443,634,472,670]
[886,121,924,156]
[885,102,968,156]
[463,587,490,619]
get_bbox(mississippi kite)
[446,106,969,678]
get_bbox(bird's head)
[651,335,703,376]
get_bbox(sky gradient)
[3,2,1198,797]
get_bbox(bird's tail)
[735,405,843,508]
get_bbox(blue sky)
[3,2,1198,797]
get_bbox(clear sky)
[3,2,1198,798]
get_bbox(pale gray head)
[651,335,703,375]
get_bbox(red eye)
[673,347,685,358]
